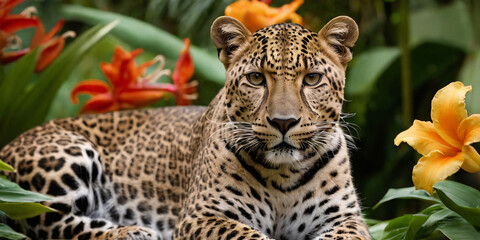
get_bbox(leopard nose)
[267,117,300,135]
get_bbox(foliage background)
[3,0,480,224]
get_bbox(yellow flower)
[224,0,303,32]
[395,82,480,194]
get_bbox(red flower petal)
[35,36,64,72]
[172,38,194,86]
[99,62,119,86]
[80,94,117,114]
[71,79,111,104]
[0,15,38,33]
[42,19,64,44]
[137,59,156,76]
[30,18,45,48]
[0,47,29,64]
[0,0,25,20]
[118,90,166,108]
[129,83,177,94]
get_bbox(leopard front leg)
[310,216,371,240]
[175,217,271,240]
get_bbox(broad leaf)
[0,223,28,240]
[0,159,14,172]
[417,205,456,238]
[0,21,118,147]
[410,0,474,51]
[459,48,480,114]
[0,177,52,203]
[0,48,38,121]
[382,214,429,240]
[437,215,480,240]
[346,47,400,96]
[368,221,388,240]
[434,180,480,228]
[0,202,54,220]
[373,187,439,209]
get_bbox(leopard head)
[210,16,358,166]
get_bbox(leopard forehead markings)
[0,16,371,240]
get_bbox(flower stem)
[399,0,412,125]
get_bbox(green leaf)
[418,205,456,238]
[60,5,225,86]
[437,216,480,240]
[346,47,400,96]
[434,180,480,228]
[0,202,54,220]
[459,48,480,114]
[382,214,429,240]
[0,223,28,240]
[373,187,440,209]
[0,21,118,147]
[0,177,52,203]
[0,48,38,126]
[0,159,14,172]
[368,221,388,240]
[410,1,474,51]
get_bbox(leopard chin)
[265,147,302,166]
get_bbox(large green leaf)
[0,223,28,240]
[382,214,429,240]
[434,180,480,228]
[0,48,38,121]
[60,5,225,87]
[373,187,439,209]
[368,221,388,240]
[0,177,52,203]
[346,47,400,96]
[410,1,474,51]
[437,216,480,240]
[0,21,118,147]
[459,48,480,114]
[417,205,455,238]
[0,159,14,172]
[0,202,53,220]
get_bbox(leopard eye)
[246,72,266,86]
[303,73,323,86]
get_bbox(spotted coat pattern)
[0,16,371,240]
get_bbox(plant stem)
[399,0,412,125]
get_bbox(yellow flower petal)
[458,114,480,145]
[431,82,471,149]
[412,151,463,194]
[461,145,480,173]
[394,120,457,156]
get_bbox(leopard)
[0,16,371,240]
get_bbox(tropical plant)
[370,181,480,239]
[369,81,480,239]
[0,21,117,147]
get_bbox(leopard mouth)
[271,141,297,150]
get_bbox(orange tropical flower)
[225,0,303,32]
[395,82,480,194]
[30,19,75,72]
[71,39,196,113]
[0,0,73,71]
[0,0,39,63]
[172,38,197,106]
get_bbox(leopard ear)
[211,16,252,69]
[319,16,359,67]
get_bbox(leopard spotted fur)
[0,16,371,240]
